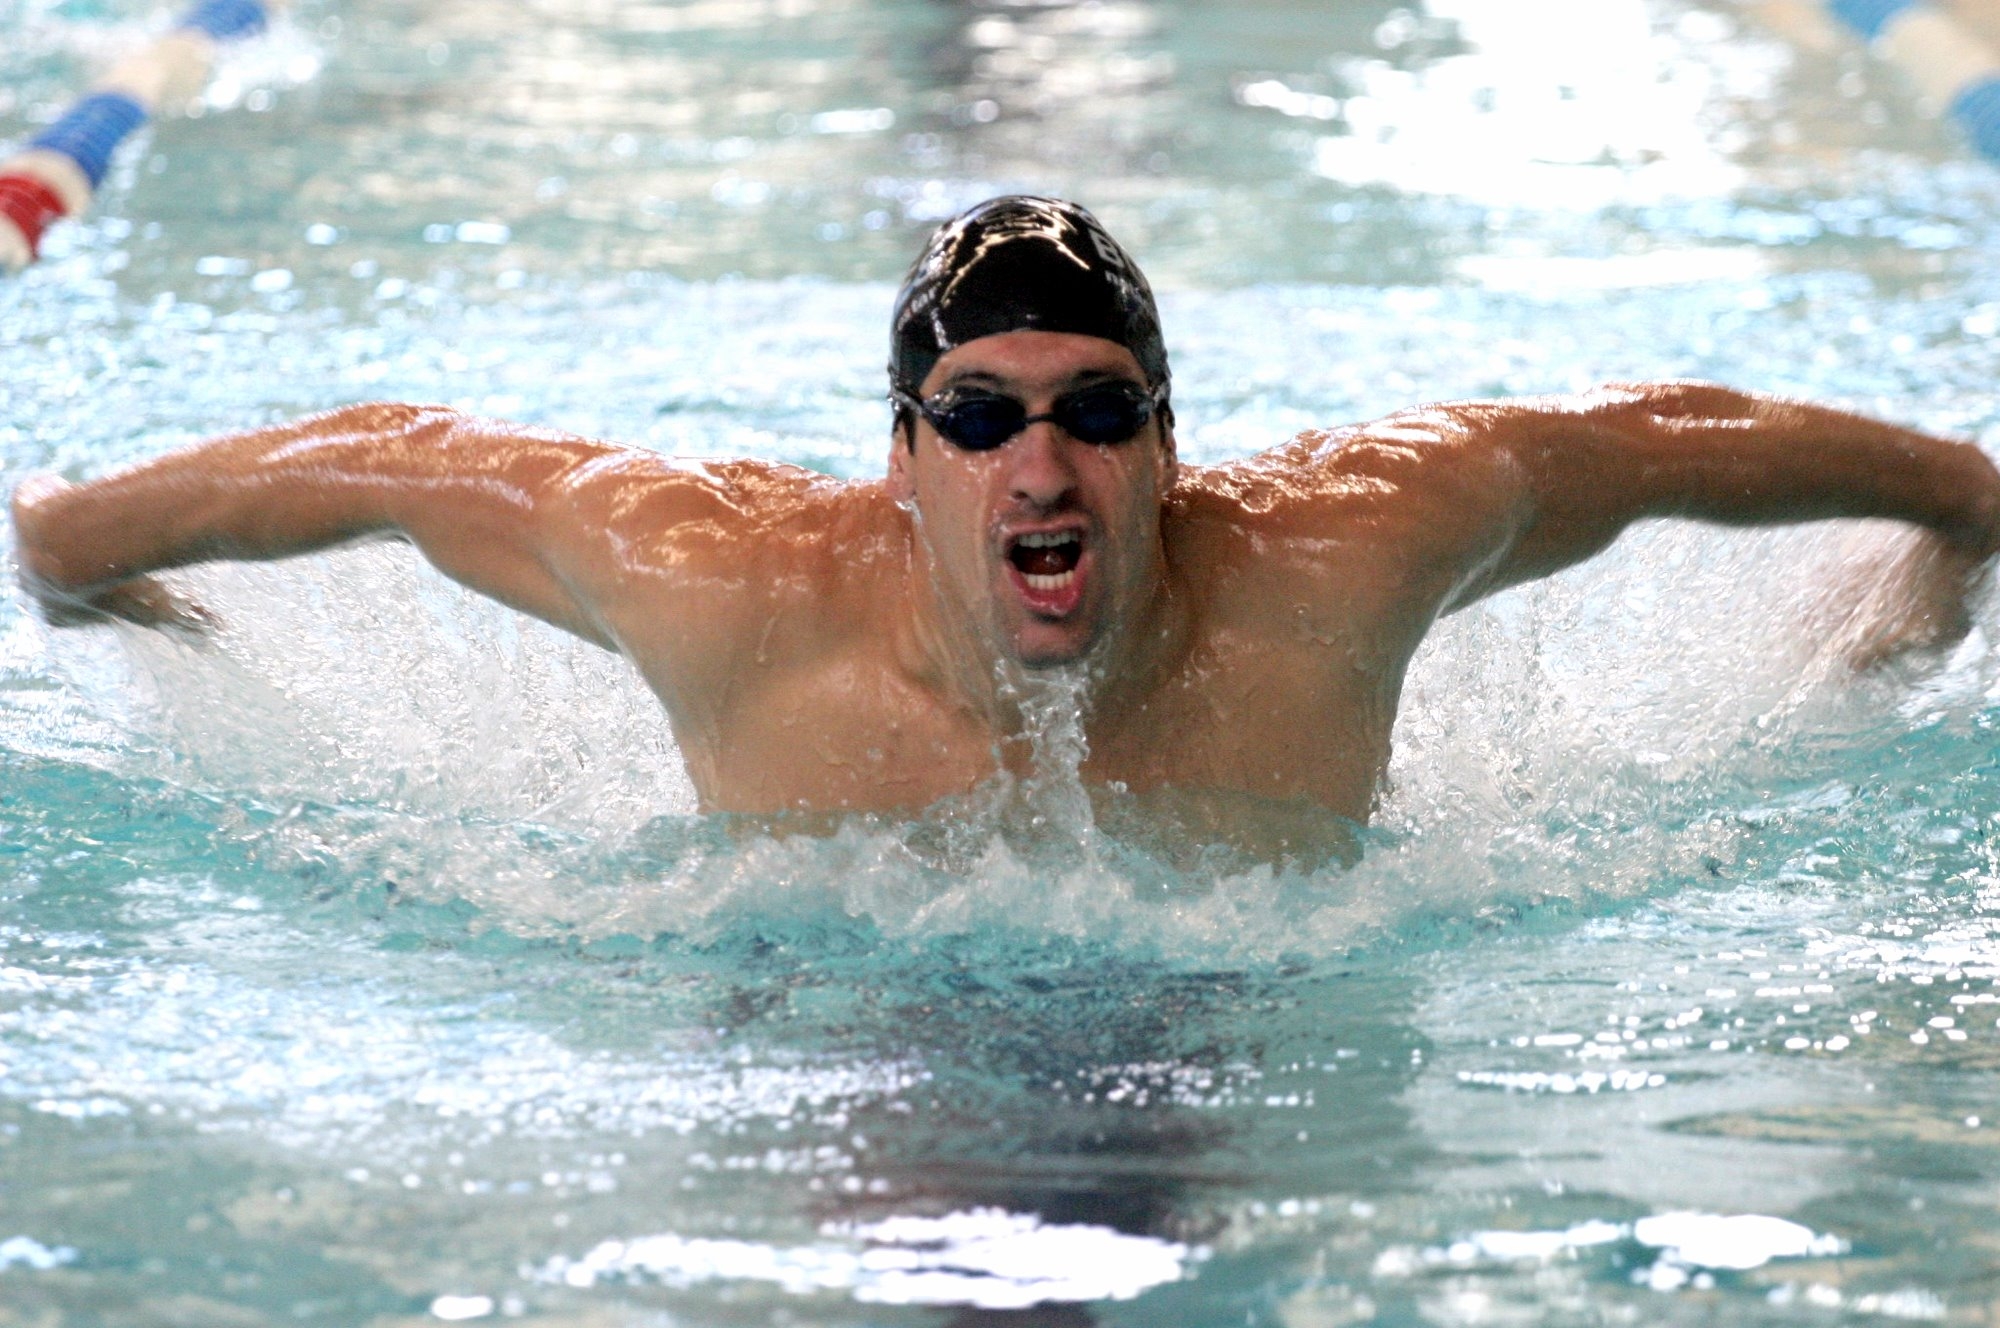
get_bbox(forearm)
[10,402,635,648]
[1618,383,2000,553]
[17,403,433,594]
[13,403,584,597]
[1487,383,2000,589]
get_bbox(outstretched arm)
[1426,381,2000,611]
[10,403,634,647]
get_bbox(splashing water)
[29,497,1992,970]
[1006,663,1097,847]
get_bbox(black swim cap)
[889,196,1169,398]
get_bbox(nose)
[1005,420,1079,510]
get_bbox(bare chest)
[688,669,994,813]
[1083,633,1399,816]
[675,632,1399,819]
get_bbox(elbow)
[1948,442,2000,558]
[10,474,84,591]
[1595,379,1756,424]
[307,401,465,455]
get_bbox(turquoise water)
[9,0,2000,1323]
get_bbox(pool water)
[9,0,2000,1323]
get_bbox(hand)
[30,573,220,641]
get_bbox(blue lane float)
[1824,0,2000,161]
[0,0,275,272]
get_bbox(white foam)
[1634,1211,1847,1271]
[536,1207,1199,1308]
[0,1235,78,1273]
[1380,1211,1845,1284]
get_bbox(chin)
[1009,622,1097,669]
[1017,649,1087,671]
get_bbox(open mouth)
[1003,529,1087,618]
[1007,530,1083,589]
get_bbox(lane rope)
[1824,0,2000,160]
[0,0,279,273]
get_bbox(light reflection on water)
[9,0,2000,1323]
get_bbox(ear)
[887,427,915,501]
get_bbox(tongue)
[1012,542,1079,577]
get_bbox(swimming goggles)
[890,380,1167,452]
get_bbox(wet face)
[888,330,1177,668]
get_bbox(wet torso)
[589,431,1463,824]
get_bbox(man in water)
[13,196,2000,827]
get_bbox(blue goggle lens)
[903,383,1160,452]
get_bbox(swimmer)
[13,196,2000,823]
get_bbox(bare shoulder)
[1161,402,1589,650]
[548,452,904,672]
[1170,385,1732,536]
[554,451,840,530]
[1170,404,1532,543]
[553,454,892,569]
